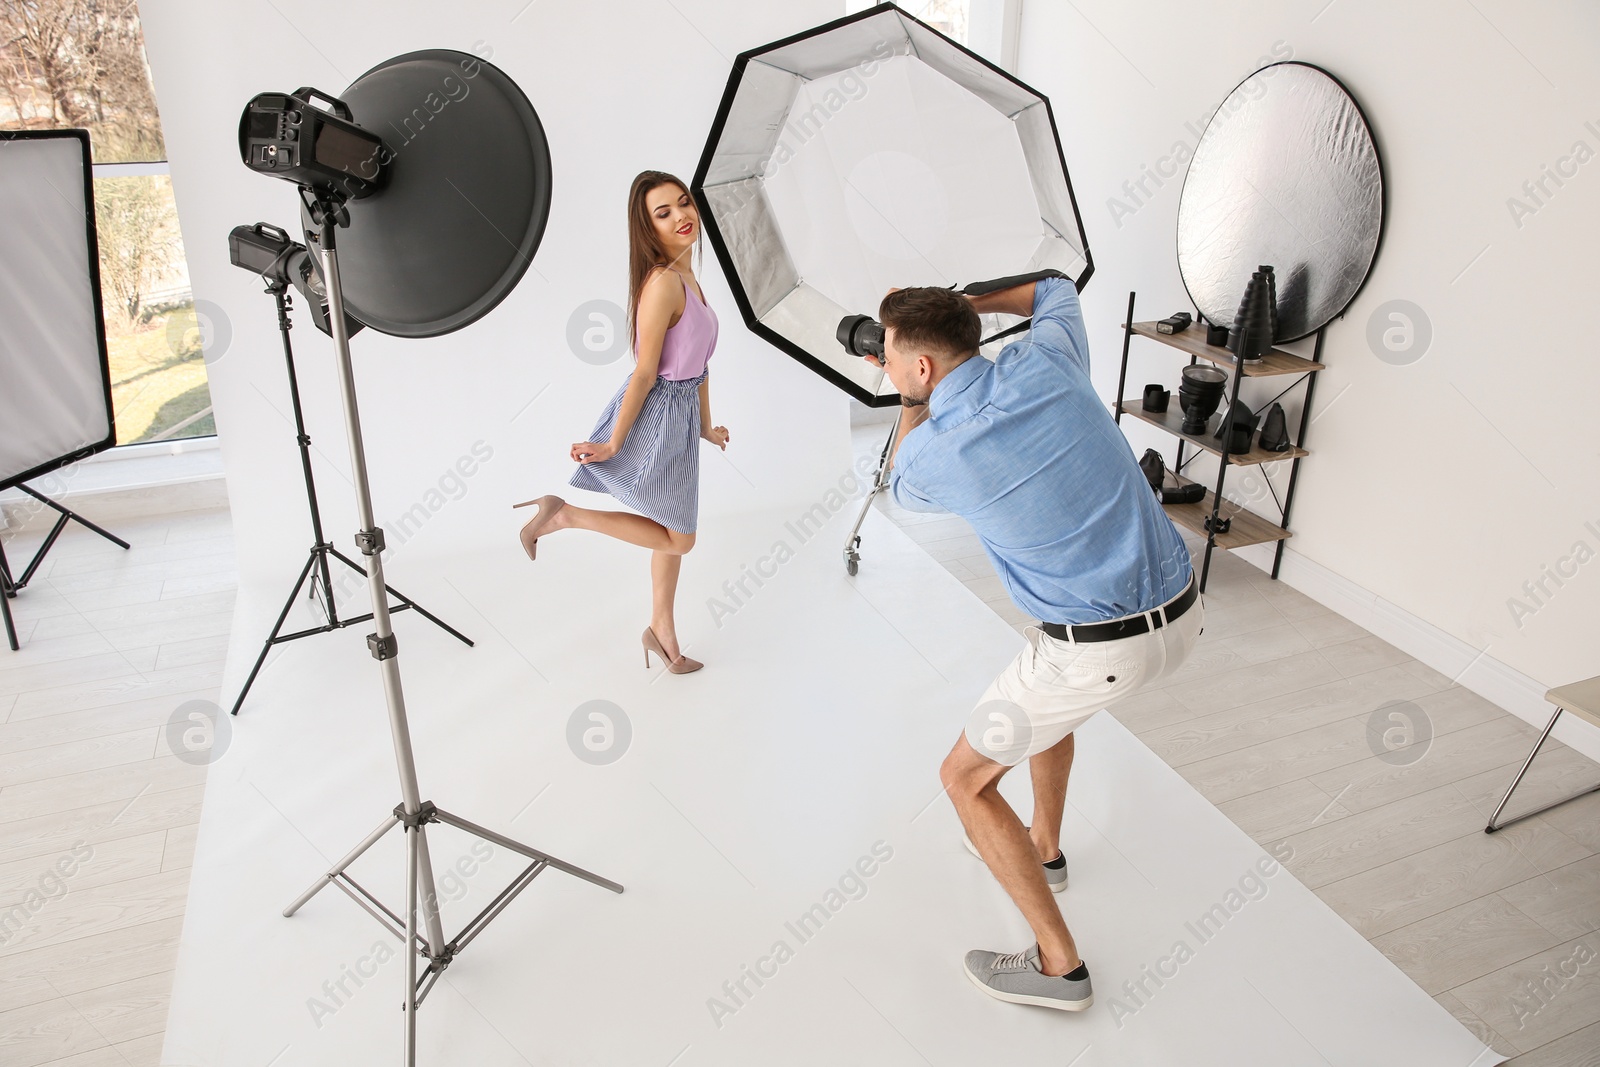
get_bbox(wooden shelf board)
[1160,473,1291,549]
[1116,400,1307,465]
[1127,321,1324,377]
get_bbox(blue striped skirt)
[568,371,705,534]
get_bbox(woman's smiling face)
[647,183,698,252]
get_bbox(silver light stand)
[839,303,1039,576]
[281,194,622,1066]
[841,407,903,576]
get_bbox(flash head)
[239,89,387,201]
[228,222,297,279]
[228,222,362,338]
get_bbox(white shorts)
[965,583,1205,766]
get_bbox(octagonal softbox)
[692,2,1092,407]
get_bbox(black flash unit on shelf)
[1112,291,1327,592]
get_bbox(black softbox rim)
[691,2,1094,408]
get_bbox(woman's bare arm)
[608,268,679,448]
[699,373,731,449]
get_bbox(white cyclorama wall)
[1014,1,1600,751]
[135,0,850,597]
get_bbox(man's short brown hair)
[878,286,981,364]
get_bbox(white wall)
[1015,1,1600,708]
[136,0,850,597]
[138,0,1598,731]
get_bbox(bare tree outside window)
[1,0,166,162]
[95,173,178,321]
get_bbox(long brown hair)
[625,170,699,353]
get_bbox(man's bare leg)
[1027,732,1074,864]
[941,736,1081,976]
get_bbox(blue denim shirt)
[890,277,1192,624]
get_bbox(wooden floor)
[3,456,1599,1064]
[0,508,234,1067]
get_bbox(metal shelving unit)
[1113,291,1327,592]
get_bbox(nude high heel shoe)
[642,626,703,674]
[511,495,564,560]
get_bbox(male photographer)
[865,274,1202,1012]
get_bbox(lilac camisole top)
[646,268,718,381]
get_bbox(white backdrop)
[137,0,850,599]
[138,0,1600,711]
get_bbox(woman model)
[514,170,727,676]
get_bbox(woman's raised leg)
[541,501,688,553]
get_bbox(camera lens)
[1178,364,1227,435]
[836,314,885,362]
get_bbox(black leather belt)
[1041,577,1198,644]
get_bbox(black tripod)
[229,280,473,716]
[1,485,130,651]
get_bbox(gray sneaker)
[963,945,1093,1010]
[962,827,1068,892]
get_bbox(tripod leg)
[230,553,320,716]
[328,547,474,647]
[412,823,448,957]
[404,819,419,1067]
[15,485,129,549]
[1,581,15,652]
[314,544,340,625]
[14,513,69,589]
[0,543,16,651]
[432,808,624,893]
[385,589,475,647]
[284,813,399,916]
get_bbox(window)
[909,0,970,43]
[845,0,1022,72]
[1,0,211,443]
